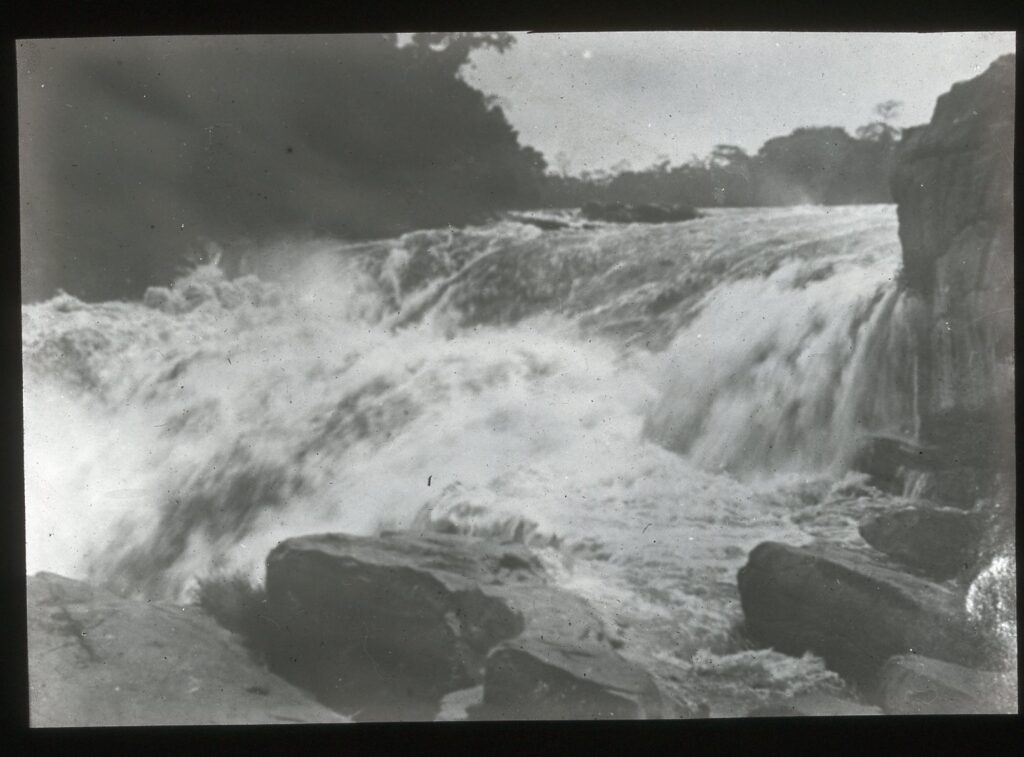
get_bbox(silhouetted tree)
[874,99,903,122]
[24,33,549,301]
[538,119,898,209]
[709,145,753,205]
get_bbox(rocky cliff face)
[891,54,1016,499]
[887,55,1016,688]
[733,58,1019,716]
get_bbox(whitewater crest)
[23,207,913,685]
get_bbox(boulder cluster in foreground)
[26,55,1016,726]
[736,538,1015,714]
[27,507,1014,725]
[27,572,347,727]
[28,531,687,725]
[29,506,1014,726]
[261,532,679,721]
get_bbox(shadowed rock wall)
[891,54,1015,484]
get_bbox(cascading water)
[23,204,923,714]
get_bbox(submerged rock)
[858,506,979,580]
[878,655,1016,715]
[580,201,700,224]
[263,531,676,720]
[27,572,345,726]
[737,542,986,685]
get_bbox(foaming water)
[24,205,922,712]
[644,253,915,473]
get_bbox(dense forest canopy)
[21,33,547,302]
[21,33,903,302]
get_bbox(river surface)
[24,204,926,715]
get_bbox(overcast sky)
[462,32,1016,174]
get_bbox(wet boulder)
[264,531,678,721]
[264,531,534,720]
[858,506,979,580]
[27,572,345,726]
[849,435,939,494]
[517,217,571,231]
[737,542,987,685]
[852,434,997,510]
[472,584,677,720]
[904,467,995,510]
[878,655,1016,715]
[478,635,672,719]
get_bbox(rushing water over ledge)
[24,204,922,713]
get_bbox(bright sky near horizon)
[462,32,1016,175]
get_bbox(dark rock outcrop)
[264,531,530,720]
[858,506,979,580]
[264,531,677,720]
[878,654,1016,715]
[580,201,700,224]
[737,542,987,685]
[890,54,1015,509]
[903,466,997,510]
[478,577,678,719]
[475,631,669,720]
[849,434,999,508]
[27,572,346,726]
[849,435,941,494]
[882,56,1016,689]
[471,586,673,720]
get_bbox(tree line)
[537,101,903,209]
[23,31,904,302]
